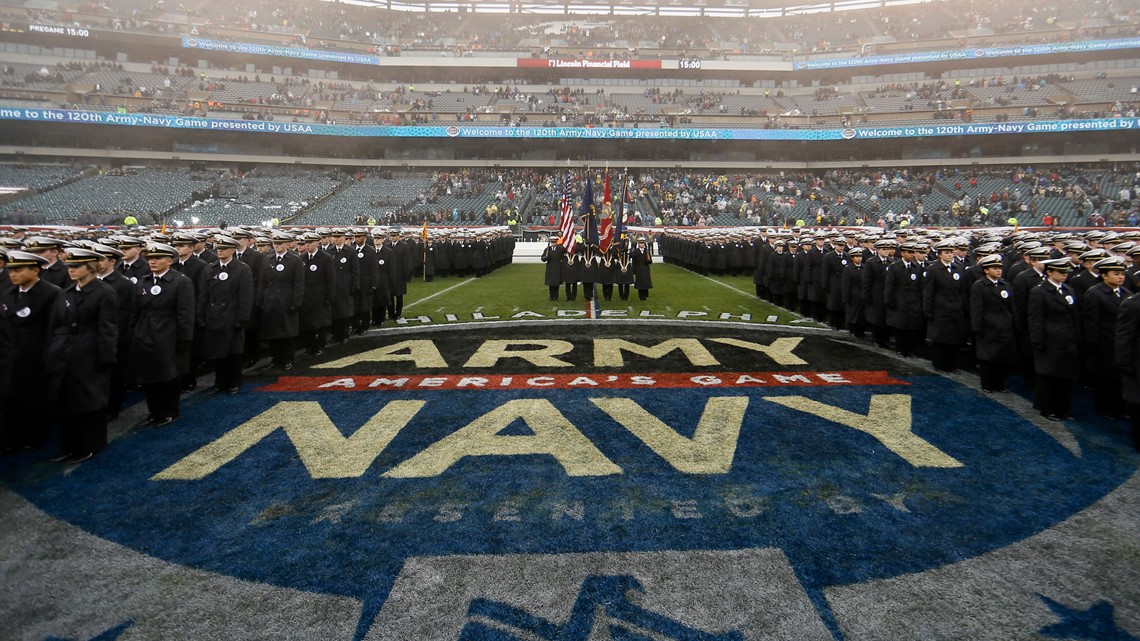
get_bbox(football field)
[1,263,1138,641]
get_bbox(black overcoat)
[44,279,118,415]
[198,260,254,360]
[301,250,335,329]
[1027,281,1080,379]
[922,260,969,344]
[885,260,924,331]
[259,252,304,340]
[970,277,1017,363]
[128,270,195,384]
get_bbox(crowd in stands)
[3,0,1135,63]
[8,56,1139,131]
[2,163,1140,230]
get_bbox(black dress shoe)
[150,417,175,428]
[181,383,197,392]
[69,452,94,463]
[50,453,75,463]
[314,349,325,357]
[205,386,223,396]
[226,387,241,395]
[282,363,294,371]
[1044,413,1064,422]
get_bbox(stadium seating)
[0,167,210,225]
[174,168,345,227]
[296,172,437,225]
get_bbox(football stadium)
[0,0,1139,638]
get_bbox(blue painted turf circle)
[4,323,1136,636]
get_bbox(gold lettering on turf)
[152,400,426,480]
[462,340,575,368]
[591,397,749,474]
[592,338,719,367]
[763,394,962,468]
[708,337,807,365]
[382,399,623,478]
[313,340,448,369]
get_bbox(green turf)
[402,263,809,325]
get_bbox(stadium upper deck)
[1,0,1137,62]
[0,0,1138,168]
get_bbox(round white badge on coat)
[276,264,285,272]
[150,285,162,295]
[910,273,917,281]
[357,252,364,259]
[1065,295,1075,305]
[952,272,960,281]
[218,272,229,281]
[130,276,138,284]
[378,259,386,265]
[1000,289,1010,299]
[16,307,31,318]
[842,260,848,266]
[310,264,318,272]
[340,257,347,264]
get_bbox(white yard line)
[697,273,758,299]
[404,278,477,310]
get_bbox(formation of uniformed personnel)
[6,223,1139,457]
[657,224,1140,444]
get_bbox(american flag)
[557,176,577,254]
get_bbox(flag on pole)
[614,174,628,253]
[557,174,577,254]
[581,172,598,248]
[421,220,428,240]
[599,168,614,252]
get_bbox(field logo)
[6,323,1135,640]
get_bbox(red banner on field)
[516,59,663,69]
[259,371,908,392]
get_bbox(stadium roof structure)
[337,0,932,17]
